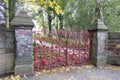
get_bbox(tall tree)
[18,0,120,32]
[0,0,17,28]
[103,0,120,32]
[64,0,120,32]
[19,0,63,33]
[64,0,96,30]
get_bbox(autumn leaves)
[17,0,62,15]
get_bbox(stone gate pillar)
[91,19,108,67]
[11,10,34,76]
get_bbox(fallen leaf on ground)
[87,76,98,80]
[24,74,27,79]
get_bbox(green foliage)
[17,0,120,32]
[64,0,97,30]
[103,0,120,32]
[64,0,120,32]
[9,0,17,22]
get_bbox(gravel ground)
[20,65,120,80]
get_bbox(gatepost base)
[92,55,107,67]
[14,64,34,76]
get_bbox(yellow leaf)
[35,73,39,77]
[4,77,9,80]
[40,0,46,5]
[87,76,97,79]
[10,75,14,79]
[42,69,46,73]
[49,2,54,8]
[15,75,20,80]
[55,5,62,15]
[85,65,93,69]
[24,74,27,79]
[4,0,8,2]
[116,44,120,48]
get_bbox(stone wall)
[106,32,120,65]
[0,28,15,75]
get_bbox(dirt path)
[20,65,120,80]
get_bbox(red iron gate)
[33,28,93,71]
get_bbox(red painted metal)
[33,28,93,71]
[33,30,37,72]
[89,32,93,61]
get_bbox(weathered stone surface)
[92,19,108,30]
[0,37,5,43]
[91,19,108,67]
[0,48,5,54]
[14,64,34,76]
[15,58,33,65]
[14,27,34,76]
[5,48,14,54]
[107,55,120,65]
[4,54,14,72]
[97,32,107,56]
[10,10,34,26]
[15,29,33,59]
[0,31,5,37]
[0,54,5,74]
[106,32,120,65]
[0,65,5,74]
[0,54,5,64]
[5,31,14,37]
[11,9,34,76]
[5,38,14,43]
[97,56,107,66]
[0,29,15,74]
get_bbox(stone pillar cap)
[92,19,108,30]
[10,9,34,27]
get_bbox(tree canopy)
[0,0,120,32]
[64,0,120,32]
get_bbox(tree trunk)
[48,18,52,34]
[5,0,9,28]
[59,14,63,29]
[48,13,52,34]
